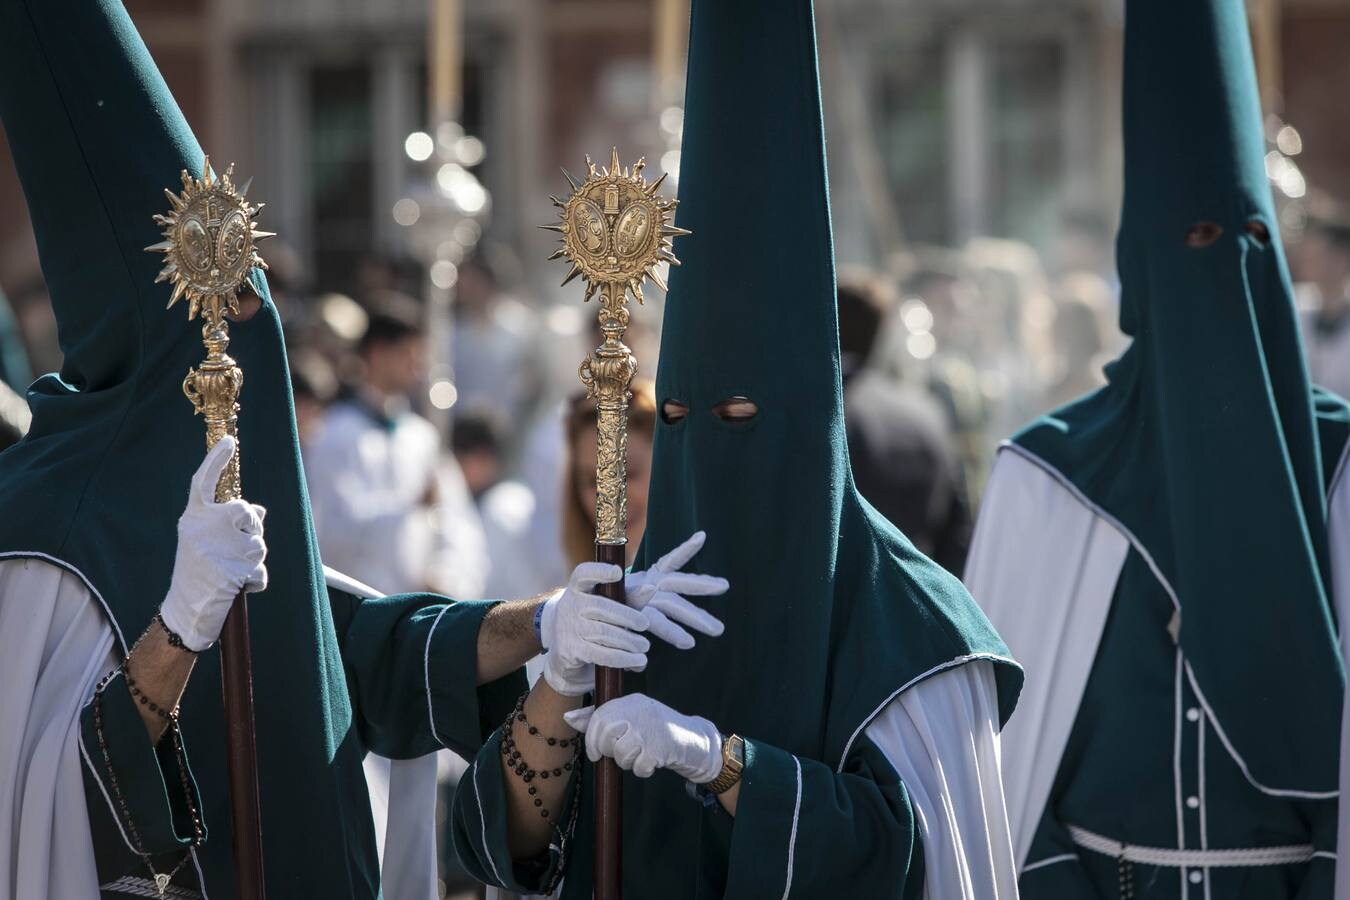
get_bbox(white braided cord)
[1068,824,1314,868]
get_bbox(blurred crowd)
[4,176,1350,896]
[8,199,1350,585]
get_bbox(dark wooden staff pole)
[594,543,626,900]
[220,597,266,899]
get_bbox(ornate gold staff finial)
[146,157,273,502]
[542,148,688,544]
[146,157,273,900]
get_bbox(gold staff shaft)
[581,281,638,546]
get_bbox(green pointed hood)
[635,0,1020,772]
[1016,0,1342,793]
[0,0,379,891]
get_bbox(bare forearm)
[124,620,197,741]
[716,780,740,815]
[504,678,583,859]
[475,591,553,685]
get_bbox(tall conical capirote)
[1015,0,1342,795]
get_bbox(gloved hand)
[539,562,652,696]
[624,531,729,650]
[158,437,269,652]
[564,693,723,783]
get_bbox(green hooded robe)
[964,1,1347,897]
[0,1,523,896]
[451,1,1022,897]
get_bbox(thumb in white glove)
[563,693,723,783]
[539,562,652,696]
[625,531,729,650]
[159,436,269,651]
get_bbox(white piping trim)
[0,550,128,652]
[78,724,140,855]
[999,443,1341,799]
[780,755,802,900]
[1173,651,1185,857]
[471,757,507,887]
[1314,850,1338,861]
[424,604,453,744]
[1198,673,1211,900]
[1182,662,1337,800]
[190,846,210,900]
[1021,854,1078,874]
[835,653,1018,771]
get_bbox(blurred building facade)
[2,0,1350,330]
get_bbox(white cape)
[0,555,121,899]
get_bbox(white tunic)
[865,660,1020,899]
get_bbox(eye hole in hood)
[713,396,759,422]
[1185,221,1224,248]
[1245,219,1270,247]
[661,399,689,424]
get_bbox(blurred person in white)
[451,253,545,438]
[306,294,487,600]
[1294,211,1350,399]
[453,410,543,605]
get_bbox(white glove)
[159,437,269,652]
[564,693,723,783]
[539,562,652,696]
[624,531,729,650]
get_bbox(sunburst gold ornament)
[146,157,273,321]
[544,147,688,305]
[543,148,689,544]
[147,157,273,504]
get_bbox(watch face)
[729,735,746,767]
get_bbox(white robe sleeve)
[864,661,1020,900]
[0,555,116,900]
